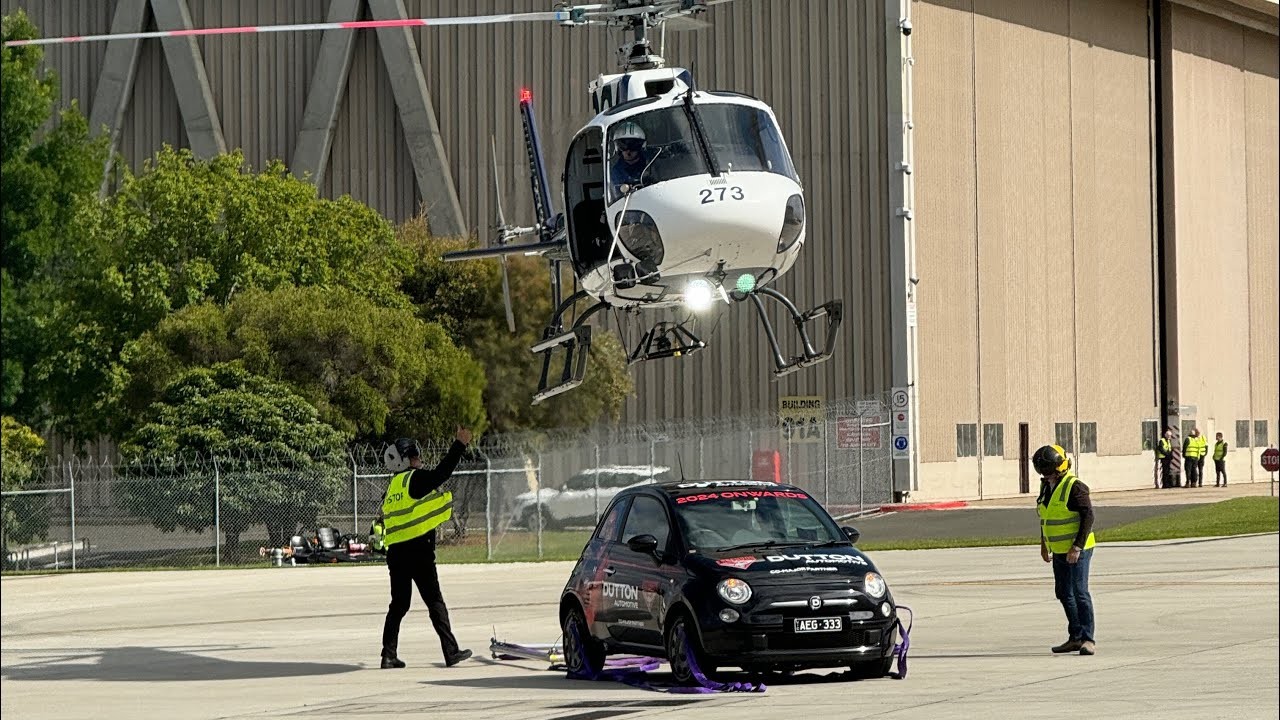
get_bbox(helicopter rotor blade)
[490,135,507,246]
[3,2,743,48]
[3,10,576,47]
[660,16,713,32]
[500,257,517,334]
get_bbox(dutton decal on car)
[602,581,640,609]
[716,556,759,570]
[765,553,869,566]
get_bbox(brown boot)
[1051,638,1083,653]
[1079,641,1096,655]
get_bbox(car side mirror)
[842,526,861,545]
[626,533,660,555]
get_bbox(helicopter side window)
[606,107,706,204]
[696,103,799,181]
[564,128,611,275]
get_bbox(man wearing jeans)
[1035,444,1097,656]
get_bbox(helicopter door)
[565,127,610,277]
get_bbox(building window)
[1255,420,1270,448]
[1237,420,1251,448]
[983,423,1004,457]
[956,424,977,458]
[1142,420,1158,451]
[1079,422,1097,453]
[1181,420,1196,439]
[1054,422,1074,453]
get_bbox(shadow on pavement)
[1,645,362,682]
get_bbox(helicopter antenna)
[676,449,686,482]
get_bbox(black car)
[558,479,899,685]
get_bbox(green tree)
[398,216,632,433]
[1,416,51,566]
[116,285,487,442]
[118,363,349,554]
[1,10,109,417]
[30,146,410,440]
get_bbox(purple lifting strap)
[565,617,765,694]
[889,605,913,680]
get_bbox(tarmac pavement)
[2,532,1276,720]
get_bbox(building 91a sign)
[780,396,824,444]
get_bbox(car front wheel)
[665,614,715,687]
[562,605,604,678]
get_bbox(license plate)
[793,617,842,633]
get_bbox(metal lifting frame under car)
[487,605,913,693]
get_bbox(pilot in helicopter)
[610,121,658,195]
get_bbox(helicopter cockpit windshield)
[606,101,797,204]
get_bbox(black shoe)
[445,649,473,667]
[380,653,406,669]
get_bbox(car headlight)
[776,194,805,253]
[716,578,752,605]
[615,210,665,265]
[863,572,887,599]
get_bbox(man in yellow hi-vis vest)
[1035,444,1097,656]
[1212,432,1229,487]
[378,429,472,669]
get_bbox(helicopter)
[443,0,844,404]
[3,0,844,406]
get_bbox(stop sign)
[1262,448,1280,473]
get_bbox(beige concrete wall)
[1167,5,1279,476]
[913,0,980,465]
[1070,0,1161,457]
[913,0,1158,495]
[1243,26,1279,471]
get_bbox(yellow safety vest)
[1185,436,1208,459]
[1037,473,1096,554]
[1213,441,1227,461]
[380,470,453,546]
[1157,438,1171,459]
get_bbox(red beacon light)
[520,88,533,103]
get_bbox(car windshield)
[673,489,845,551]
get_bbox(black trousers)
[1215,459,1227,485]
[1160,457,1173,488]
[381,538,460,659]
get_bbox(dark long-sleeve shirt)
[407,440,468,500]
[387,440,468,558]
[1037,476,1095,550]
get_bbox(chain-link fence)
[2,394,893,571]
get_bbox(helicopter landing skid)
[531,326,593,405]
[627,320,707,365]
[745,288,844,378]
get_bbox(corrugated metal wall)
[912,0,1160,488]
[1166,3,1279,460]
[3,0,892,425]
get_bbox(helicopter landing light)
[684,278,717,312]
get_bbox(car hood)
[688,543,881,584]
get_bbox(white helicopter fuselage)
[587,172,805,307]
[566,69,807,311]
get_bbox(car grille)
[768,626,881,651]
